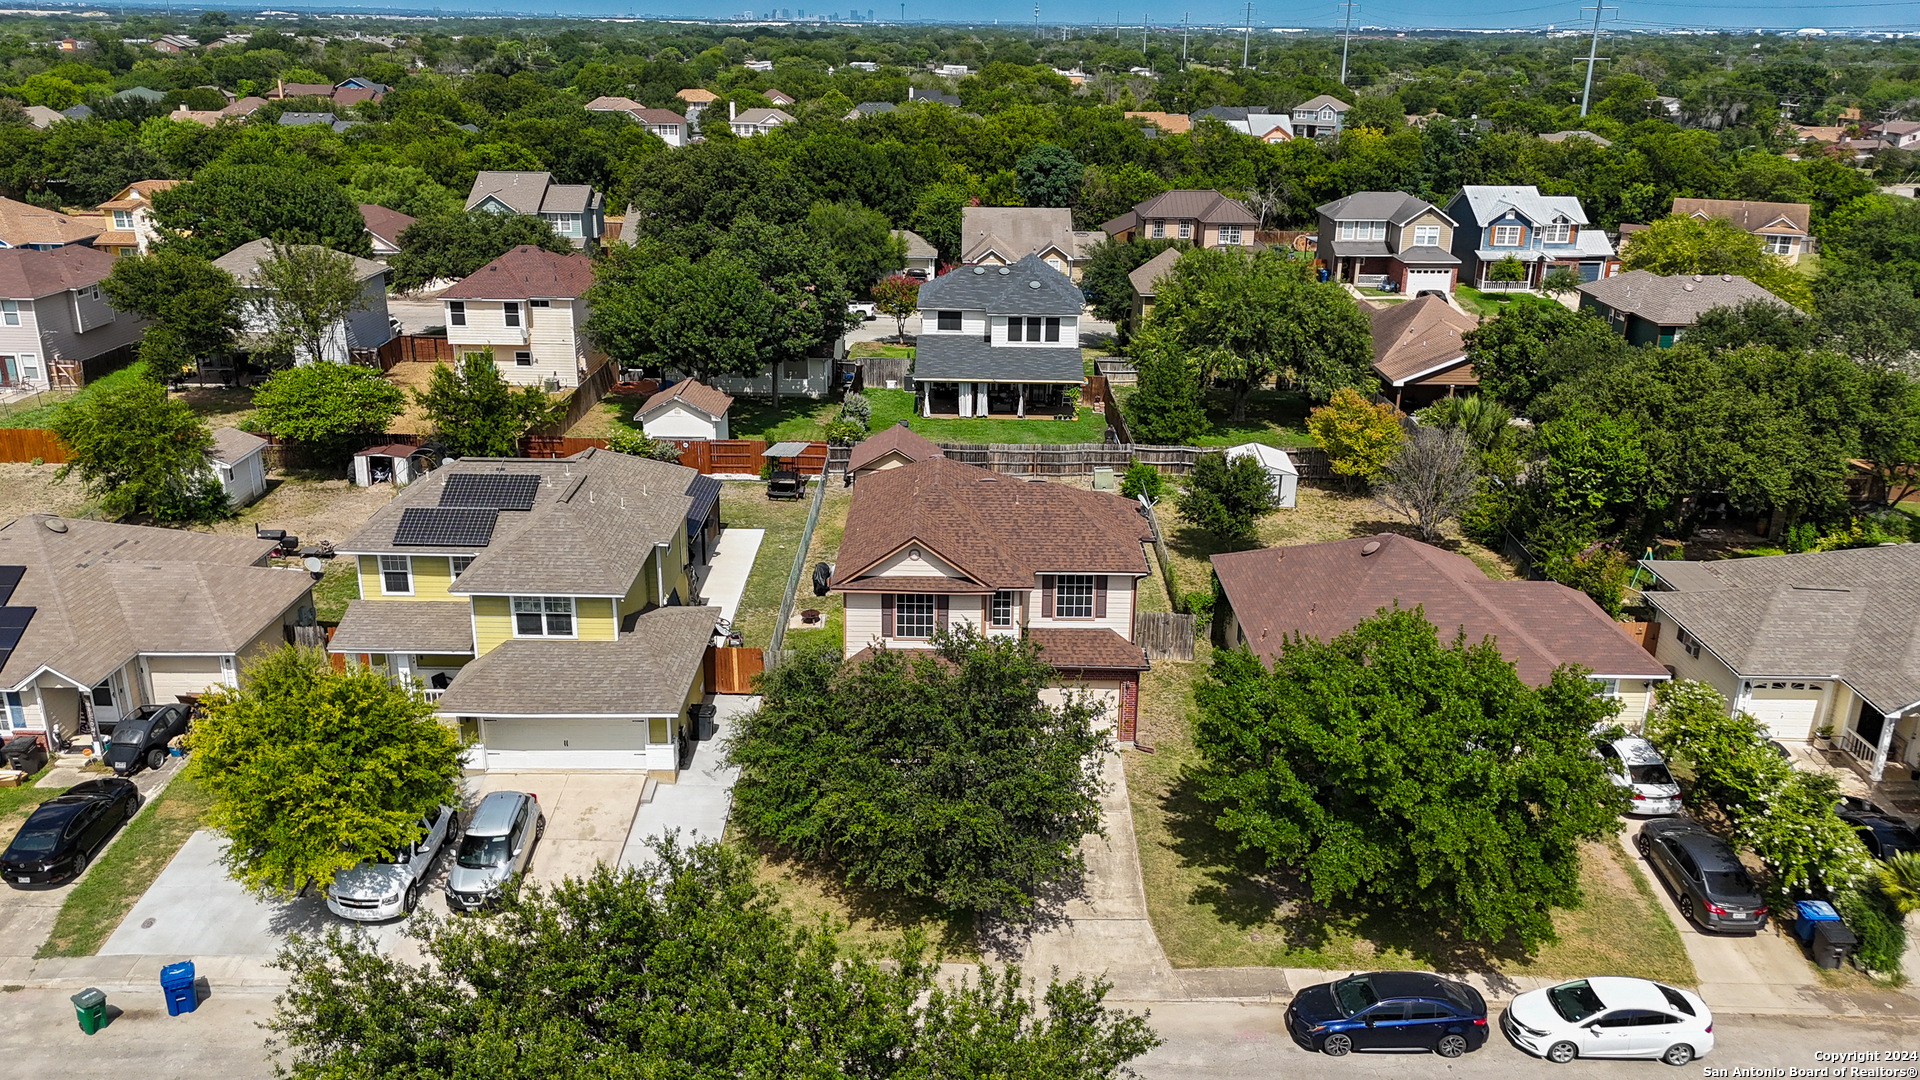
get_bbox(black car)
[103,703,190,776]
[1,778,142,886]
[1637,818,1769,934]
[1835,798,1920,860]
[1285,971,1490,1058]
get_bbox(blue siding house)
[1442,185,1618,290]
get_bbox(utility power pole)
[1577,0,1615,117]
[1243,1,1252,68]
[1182,11,1189,67]
[1143,12,1148,50]
[1337,0,1357,85]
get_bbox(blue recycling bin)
[160,960,197,1016]
[1795,900,1839,944]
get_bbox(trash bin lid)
[1796,900,1839,921]
[160,960,195,985]
[1813,920,1858,945]
[71,987,105,1008]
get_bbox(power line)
[1338,0,1357,85]
[1577,0,1615,117]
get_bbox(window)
[1491,224,1523,247]
[2,691,22,731]
[1056,574,1095,619]
[513,596,574,637]
[1675,625,1702,659]
[1591,678,1619,697]
[1177,220,1191,239]
[514,351,532,366]
[18,355,35,382]
[1150,219,1165,238]
[379,554,412,595]
[542,212,582,237]
[1,300,17,326]
[1764,235,1796,255]
[451,556,473,580]
[529,299,550,308]
[448,301,465,327]
[86,285,99,301]
[1007,317,1022,341]
[990,591,1014,627]
[1218,225,1242,245]
[503,303,521,328]
[1540,222,1572,244]
[111,210,134,230]
[1412,224,1441,246]
[1044,317,1060,342]
[1338,220,1386,241]
[936,310,961,331]
[894,593,935,638]
[1407,1003,1447,1020]
[1595,1011,1641,1029]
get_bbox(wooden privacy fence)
[537,359,618,437]
[673,439,831,476]
[1135,613,1196,661]
[522,435,609,458]
[705,646,765,694]
[371,334,457,371]
[0,428,67,464]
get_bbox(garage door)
[1041,681,1122,731]
[1745,686,1826,741]
[146,657,226,704]
[480,719,660,770]
[1404,269,1453,295]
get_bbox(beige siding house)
[442,245,599,390]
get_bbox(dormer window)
[1540,222,1573,244]
[111,210,134,230]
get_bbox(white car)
[1503,977,1713,1066]
[1599,735,1682,815]
[324,805,455,921]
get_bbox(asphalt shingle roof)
[911,336,1085,383]
[0,245,116,299]
[433,606,717,717]
[915,254,1084,314]
[465,171,554,215]
[438,245,594,301]
[1367,295,1479,385]
[1577,270,1794,326]
[328,599,475,655]
[208,426,268,464]
[1318,191,1448,225]
[846,422,944,473]
[638,380,734,421]
[212,238,387,284]
[1127,247,1183,297]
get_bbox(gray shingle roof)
[892,228,937,260]
[1317,191,1448,226]
[1127,247,1183,297]
[912,336,1085,383]
[208,426,267,464]
[277,111,337,126]
[466,171,554,215]
[433,605,717,717]
[1455,185,1592,227]
[1638,545,1920,713]
[212,238,386,285]
[1577,270,1794,326]
[915,255,1083,314]
[328,599,475,655]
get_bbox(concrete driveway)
[621,696,747,866]
[474,772,644,887]
[0,757,185,961]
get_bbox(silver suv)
[445,791,543,912]
[326,804,455,921]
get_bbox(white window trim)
[989,590,1014,628]
[512,595,577,639]
[378,554,412,596]
[503,302,521,328]
[1219,224,1242,245]
[450,556,473,580]
[1540,223,1572,244]
[1,300,18,326]
[514,351,532,366]
[448,301,466,327]
[894,593,935,639]
[1492,224,1523,247]
[1412,224,1441,246]
[1055,574,1096,619]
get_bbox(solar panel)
[0,606,33,675]
[439,473,542,511]
[0,566,22,607]
[393,508,499,547]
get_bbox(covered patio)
[918,380,1075,419]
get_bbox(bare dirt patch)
[0,462,93,523]
[384,360,445,436]
[207,476,397,549]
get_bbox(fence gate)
[1135,613,1196,661]
[705,646,765,694]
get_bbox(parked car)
[1503,977,1713,1066]
[325,805,456,921]
[1636,818,1769,933]
[103,703,192,776]
[1835,797,1920,860]
[1285,971,1489,1058]
[444,791,543,913]
[1597,735,1682,815]
[1,778,141,886]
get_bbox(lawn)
[0,366,260,431]
[1453,286,1564,319]
[717,481,849,651]
[0,765,63,836]
[866,388,1108,445]
[40,771,214,957]
[747,844,978,960]
[0,365,150,429]
[311,558,359,624]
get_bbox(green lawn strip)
[847,342,913,359]
[1454,286,1561,319]
[726,396,842,443]
[717,483,815,648]
[0,767,66,837]
[39,771,214,958]
[747,844,978,961]
[310,559,359,624]
[864,388,1107,445]
[0,365,151,430]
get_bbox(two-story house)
[912,254,1084,419]
[1290,94,1350,138]
[212,238,393,365]
[0,196,104,251]
[465,171,606,248]
[0,246,146,392]
[1669,198,1813,263]
[1315,191,1461,294]
[728,105,795,136]
[92,180,179,257]
[584,97,691,146]
[1872,119,1920,150]
[958,207,1100,280]
[1101,190,1259,248]
[828,456,1154,743]
[442,245,599,390]
[330,450,724,777]
[1443,185,1618,290]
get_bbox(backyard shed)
[352,443,426,487]
[207,427,269,508]
[1223,443,1299,508]
[636,380,733,441]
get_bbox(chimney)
[729,100,737,121]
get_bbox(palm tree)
[1878,850,1920,915]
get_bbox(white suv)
[1598,736,1682,815]
[325,805,455,921]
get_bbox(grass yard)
[718,481,850,650]
[747,845,978,960]
[866,388,1108,445]
[0,765,63,837]
[1453,286,1563,319]
[310,558,359,624]
[0,366,260,431]
[40,771,214,958]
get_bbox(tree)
[727,630,1110,919]
[1488,255,1527,284]
[1122,334,1208,444]
[1815,276,1920,371]
[1540,267,1582,297]
[871,274,920,343]
[1079,236,1184,325]
[1461,303,1620,415]
[188,646,465,898]
[1178,451,1277,549]
[247,243,372,365]
[251,363,406,467]
[416,353,566,458]
[388,211,573,292]
[1014,142,1082,208]
[1306,386,1404,485]
[804,200,906,292]
[343,162,460,220]
[587,245,772,384]
[1375,425,1479,541]
[50,371,227,523]
[99,249,242,379]
[1194,608,1627,950]
[151,165,373,260]
[1820,195,1920,297]
[1619,214,1812,310]
[268,839,1159,1078]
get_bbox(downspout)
[655,540,669,606]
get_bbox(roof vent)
[1721,274,1732,281]
[998,266,1011,275]
[1683,283,1695,292]
[972,266,986,275]
[1692,274,1704,282]
[1027,279,1041,289]
[42,517,67,534]
[1361,540,1381,556]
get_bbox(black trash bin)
[1812,919,1857,969]
[689,704,717,741]
[3,735,46,774]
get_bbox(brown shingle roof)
[1212,533,1669,685]
[96,179,181,211]
[638,380,734,421]
[0,245,116,299]
[1130,189,1259,225]
[438,245,595,301]
[433,605,717,717]
[829,457,1151,591]
[677,88,718,102]
[846,422,944,473]
[585,95,645,113]
[1127,247,1183,297]
[1367,294,1478,386]
[358,203,416,249]
[1125,110,1191,133]
[0,197,105,248]
[1028,627,1149,671]
[1671,198,1811,236]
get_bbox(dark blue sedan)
[1286,971,1490,1058]
[1,778,142,886]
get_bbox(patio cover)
[763,441,812,459]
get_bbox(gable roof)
[0,197,105,248]
[677,88,718,103]
[0,245,117,299]
[852,101,896,117]
[1127,246,1183,298]
[638,379,734,422]
[1293,94,1351,112]
[23,105,65,128]
[358,204,416,249]
[959,207,1085,265]
[277,111,337,126]
[438,244,594,301]
[632,108,688,125]
[1577,270,1795,326]
[433,605,719,718]
[1367,294,1479,385]
[208,426,268,464]
[1670,198,1812,236]
[1539,130,1613,147]
[1454,185,1592,227]
[465,171,554,215]
[732,108,793,126]
[1127,110,1192,133]
[1128,189,1259,226]
[211,238,387,286]
[1212,533,1668,685]
[97,179,181,210]
[829,456,1151,591]
[892,228,937,260]
[847,422,945,473]
[585,95,646,114]
[1318,190,1453,226]
[763,89,795,104]
[916,254,1084,315]
[1638,544,1920,714]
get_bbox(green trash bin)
[71,987,107,1035]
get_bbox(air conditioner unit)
[543,376,561,392]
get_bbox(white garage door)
[1746,687,1825,741]
[1041,681,1121,732]
[146,656,226,705]
[1404,269,1453,295]
[479,718,659,770]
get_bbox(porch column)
[1017,384,1026,417]
[1870,707,1900,783]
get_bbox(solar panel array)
[0,565,21,606]
[0,604,34,676]
[440,473,542,511]
[393,507,500,547]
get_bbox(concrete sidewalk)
[620,696,749,866]
[698,526,762,630]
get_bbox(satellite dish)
[303,557,325,574]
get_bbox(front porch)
[918,380,1076,419]
[1783,742,1920,823]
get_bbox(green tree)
[268,839,1158,1078]
[1461,303,1620,415]
[871,273,920,343]
[246,243,373,366]
[188,646,465,898]
[1178,451,1277,549]
[388,211,573,293]
[1620,214,1812,310]
[151,165,373,260]
[1815,195,1920,297]
[804,200,906,292]
[50,371,227,523]
[727,630,1110,919]
[1814,276,1920,370]
[415,353,565,458]
[1540,267,1582,297]
[99,249,243,379]
[251,363,406,467]
[1194,608,1627,950]
[343,163,460,220]
[1121,334,1208,445]
[1014,142,1082,208]
[1488,255,1527,284]
[1079,237,1183,326]
[1306,386,1404,484]
[587,245,771,383]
